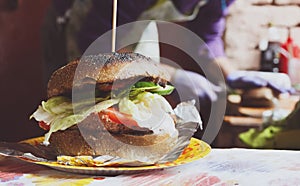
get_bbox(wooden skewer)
[112,0,118,52]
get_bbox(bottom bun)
[49,114,178,163]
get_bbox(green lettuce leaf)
[33,98,119,145]
[41,96,73,115]
[129,81,174,99]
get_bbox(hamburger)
[30,52,194,163]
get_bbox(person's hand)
[226,71,294,94]
[172,69,222,102]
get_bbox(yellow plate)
[21,137,211,175]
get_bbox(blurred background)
[0,0,300,147]
[225,0,300,72]
[0,0,50,141]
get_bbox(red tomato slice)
[102,107,139,128]
[38,121,50,131]
[38,108,139,131]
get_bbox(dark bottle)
[260,41,281,72]
[259,24,281,72]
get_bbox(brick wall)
[224,0,300,70]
